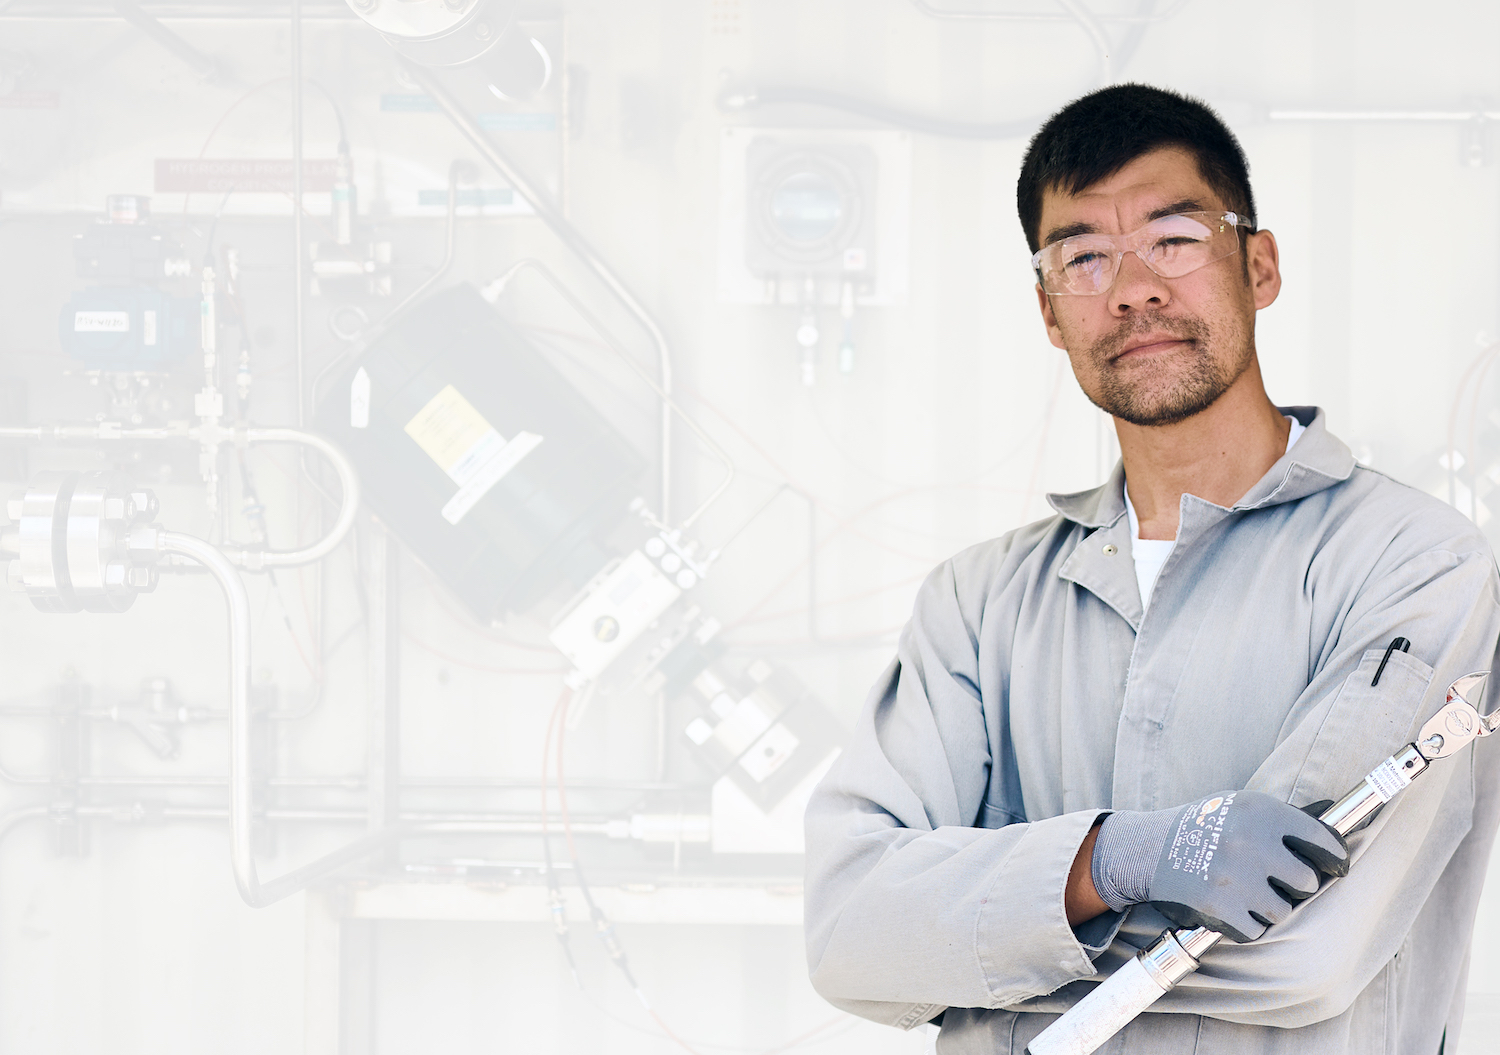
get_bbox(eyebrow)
[1040,198,1209,248]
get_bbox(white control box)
[549,550,682,680]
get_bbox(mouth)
[1112,336,1193,363]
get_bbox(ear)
[1245,229,1281,311]
[1036,282,1068,350]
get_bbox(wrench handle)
[1026,742,1430,1055]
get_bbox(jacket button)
[1102,543,1118,555]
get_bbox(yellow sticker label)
[403,385,504,483]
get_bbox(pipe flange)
[7,471,161,613]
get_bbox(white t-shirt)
[1125,416,1306,613]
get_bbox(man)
[803,84,1500,1054]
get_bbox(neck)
[1117,358,1289,540]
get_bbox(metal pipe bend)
[223,427,361,570]
[157,529,396,908]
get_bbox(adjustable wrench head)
[1417,671,1493,760]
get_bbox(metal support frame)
[112,0,219,79]
[365,521,400,836]
[51,679,88,856]
[299,879,805,1053]
[292,0,306,430]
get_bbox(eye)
[1147,215,1213,242]
[1064,250,1108,270]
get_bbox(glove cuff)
[1091,808,1178,914]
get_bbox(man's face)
[1034,146,1281,427]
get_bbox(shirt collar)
[1045,406,1356,529]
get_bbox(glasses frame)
[1032,211,1255,296]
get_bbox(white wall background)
[0,1,1498,1052]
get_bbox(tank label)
[74,311,130,333]
[440,431,543,525]
[404,385,543,525]
[404,384,506,484]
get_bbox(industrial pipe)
[154,528,397,907]
[0,424,360,571]
[224,427,359,569]
[113,0,219,80]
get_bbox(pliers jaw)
[1416,672,1494,761]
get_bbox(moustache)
[1093,314,1210,363]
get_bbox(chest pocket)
[1279,648,1435,806]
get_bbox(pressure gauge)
[344,0,550,99]
[343,0,483,41]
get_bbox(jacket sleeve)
[1132,541,1500,1026]
[803,558,1116,1026]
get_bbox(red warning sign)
[154,158,338,194]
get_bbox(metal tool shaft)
[1027,741,1440,1055]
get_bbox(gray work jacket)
[804,408,1500,1054]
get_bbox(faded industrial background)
[0,1,1497,1052]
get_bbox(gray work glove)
[1091,789,1350,943]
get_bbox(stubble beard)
[1078,310,1253,428]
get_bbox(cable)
[543,689,860,1054]
[200,186,237,266]
[402,632,567,676]
[180,75,349,214]
[554,686,713,1055]
[540,687,581,983]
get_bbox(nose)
[1107,248,1172,317]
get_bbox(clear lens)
[1035,211,1246,295]
[771,172,845,243]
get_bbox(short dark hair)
[1017,84,1256,253]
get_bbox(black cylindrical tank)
[316,283,645,620]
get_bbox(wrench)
[1027,670,1495,1055]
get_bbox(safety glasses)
[1032,211,1253,296]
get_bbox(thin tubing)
[401,60,676,526]
[307,159,463,414]
[380,160,462,325]
[1055,0,1111,85]
[485,258,735,530]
